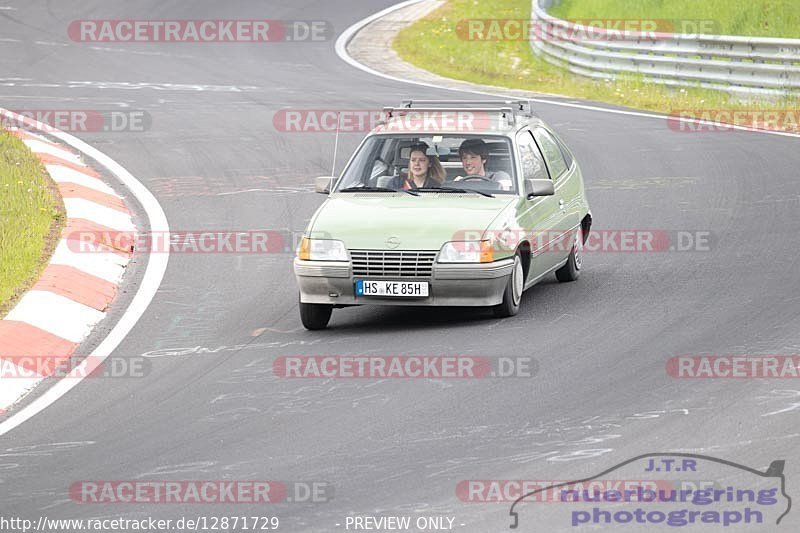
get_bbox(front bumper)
[294,258,514,306]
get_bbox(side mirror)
[524,178,554,198]
[314,176,336,194]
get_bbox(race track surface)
[2,1,800,531]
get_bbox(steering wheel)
[456,174,493,183]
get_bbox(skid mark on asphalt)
[587,176,701,190]
[351,394,391,408]
[0,96,136,108]
[216,186,312,195]
[3,81,259,92]
[148,289,230,348]
[625,408,690,420]
[88,46,198,59]
[684,432,800,455]
[252,326,304,335]
[210,392,254,404]
[149,175,246,197]
[201,407,261,422]
[0,441,95,457]
[755,389,800,417]
[134,460,217,478]
[141,336,359,358]
[148,173,312,197]
[341,406,706,481]
[547,448,615,462]
[38,498,71,511]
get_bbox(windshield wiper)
[339,186,419,196]
[418,186,494,198]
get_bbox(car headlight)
[297,237,348,261]
[438,240,494,263]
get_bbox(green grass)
[0,130,65,316]
[393,0,800,128]
[550,0,800,39]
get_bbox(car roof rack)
[400,99,534,111]
[381,99,535,127]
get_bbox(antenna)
[330,112,341,177]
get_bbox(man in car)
[454,138,513,190]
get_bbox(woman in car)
[397,142,445,190]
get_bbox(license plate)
[355,280,429,297]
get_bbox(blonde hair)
[409,147,445,186]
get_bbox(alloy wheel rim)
[512,256,523,305]
[573,228,583,270]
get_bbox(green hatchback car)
[294,100,592,329]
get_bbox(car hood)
[310,194,516,250]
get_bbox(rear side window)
[516,131,549,181]
[532,128,568,180]
[552,131,574,169]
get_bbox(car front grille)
[350,250,437,278]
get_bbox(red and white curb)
[0,109,168,437]
[0,127,135,415]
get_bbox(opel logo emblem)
[385,236,401,249]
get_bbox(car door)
[531,127,580,267]
[550,128,586,233]
[514,130,563,282]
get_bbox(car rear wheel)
[556,226,583,282]
[493,252,523,318]
[299,299,333,330]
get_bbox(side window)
[552,131,574,169]
[532,128,568,180]
[516,131,549,181]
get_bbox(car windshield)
[333,135,517,195]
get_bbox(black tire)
[556,227,583,283]
[493,252,524,318]
[300,300,333,330]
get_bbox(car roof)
[370,100,544,137]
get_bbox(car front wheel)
[493,252,523,318]
[299,299,333,330]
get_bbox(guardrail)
[530,0,800,95]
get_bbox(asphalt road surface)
[2,1,800,531]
